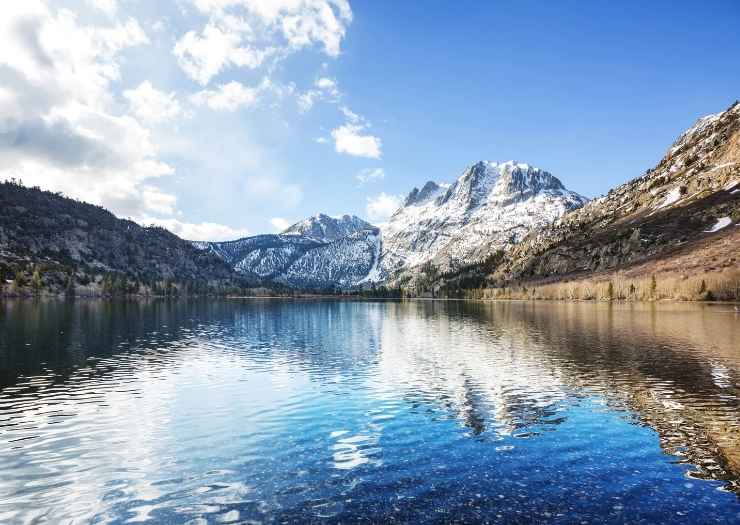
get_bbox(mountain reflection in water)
[0,299,739,524]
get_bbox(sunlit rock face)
[497,101,740,281]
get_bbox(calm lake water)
[1,299,740,524]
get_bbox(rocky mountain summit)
[196,214,381,289]
[282,213,373,241]
[380,161,588,281]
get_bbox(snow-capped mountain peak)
[195,212,381,289]
[282,213,377,241]
[436,160,570,210]
[380,159,588,279]
[197,160,588,289]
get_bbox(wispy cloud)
[356,168,385,185]
[140,216,248,241]
[124,81,184,123]
[328,105,382,158]
[0,2,174,220]
[298,76,341,112]
[366,192,401,221]
[270,217,293,231]
[0,0,378,239]
[176,0,353,86]
[86,0,118,16]
[191,80,262,111]
[246,174,303,208]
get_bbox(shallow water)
[1,299,739,524]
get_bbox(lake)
[1,299,739,524]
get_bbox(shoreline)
[1,293,738,305]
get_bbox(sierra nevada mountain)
[379,160,588,282]
[198,161,588,290]
[1,104,736,297]
[194,214,381,289]
[129,98,740,295]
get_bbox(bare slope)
[493,101,740,283]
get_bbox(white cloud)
[195,0,352,54]
[123,81,183,123]
[339,105,360,123]
[322,103,383,158]
[177,0,352,85]
[0,2,362,237]
[355,167,384,185]
[139,216,248,241]
[331,123,382,158]
[191,80,260,111]
[173,22,269,85]
[139,185,178,215]
[0,2,180,220]
[297,92,317,113]
[270,217,292,231]
[151,19,168,33]
[366,192,401,222]
[315,76,339,95]
[298,75,340,112]
[0,4,149,113]
[269,0,352,57]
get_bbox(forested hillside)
[0,181,262,296]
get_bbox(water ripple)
[0,299,739,523]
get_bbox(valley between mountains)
[2,102,739,300]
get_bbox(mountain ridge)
[1,102,737,300]
[500,101,740,280]
[0,180,260,296]
[194,213,381,289]
[424,101,740,300]
[196,160,588,289]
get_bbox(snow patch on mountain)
[356,233,383,285]
[656,187,683,209]
[704,217,732,233]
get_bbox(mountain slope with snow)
[380,161,588,280]
[196,214,381,289]
[488,101,740,283]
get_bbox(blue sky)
[1,1,738,239]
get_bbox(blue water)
[1,299,739,523]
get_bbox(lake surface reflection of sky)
[1,299,739,524]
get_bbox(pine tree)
[102,274,114,295]
[12,269,25,293]
[65,272,75,296]
[31,267,42,294]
